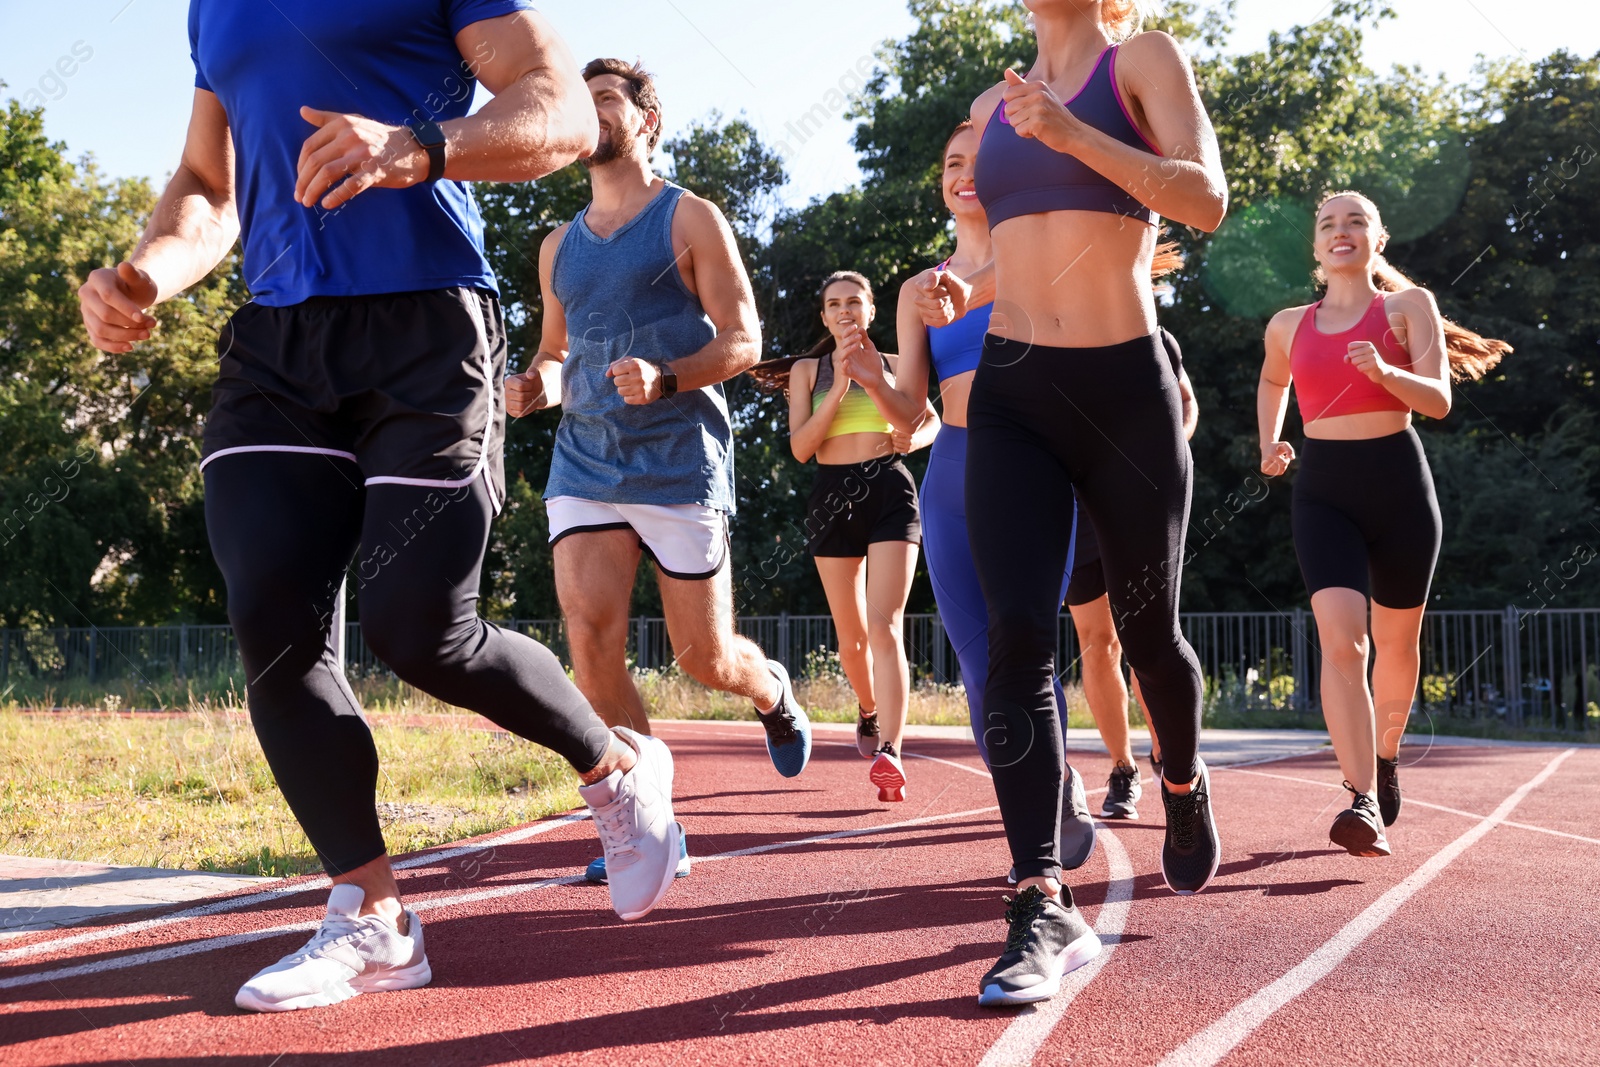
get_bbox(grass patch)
[0,699,581,877]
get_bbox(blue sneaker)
[757,659,812,778]
[585,822,691,885]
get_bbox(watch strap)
[658,363,678,399]
[409,120,447,183]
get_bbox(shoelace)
[1107,766,1137,803]
[1000,886,1047,951]
[857,708,880,739]
[1166,780,1205,850]
[875,742,898,760]
[592,783,640,866]
[286,912,366,963]
[762,703,799,744]
[1342,780,1380,820]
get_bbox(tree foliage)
[3,3,1599,626]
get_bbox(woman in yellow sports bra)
[750,271,938,805]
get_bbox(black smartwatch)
[657,362,679,399]
[408,120,447,183]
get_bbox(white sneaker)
[234,884,430,1012]
[579,726,679,921]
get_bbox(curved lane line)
[1157,748,1575,1067]
[977,827,1135,1067]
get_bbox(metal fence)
[3,608,1596,731]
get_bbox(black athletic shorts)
[1064,494,1106,606]
[1292,427,1441,609]
[200,288,506,509]
[804,458,921,557]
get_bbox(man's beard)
[583,123,638,168]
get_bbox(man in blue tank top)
[508,60,814,883]
[76,4,685,1011]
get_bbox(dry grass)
[0,664,1115,879]
[0,699,580,877]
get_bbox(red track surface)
[2,721,1596,1066]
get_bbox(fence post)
[1503,605,1521,726]
[179,623,189,679]
[88,628,98,684]
[778,611,790,673]
[634,616,648,670]
[1293,607,1307,714]
[0,628,8,687]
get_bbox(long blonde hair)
[1101,0,1158,40]
[1314,189,1510,382]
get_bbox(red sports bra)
[1290,293,1412,423]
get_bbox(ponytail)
[1315,189,1512,382]
[1367,255,1511,382]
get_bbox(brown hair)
[1314,190,1510,381]
[748,272,874,396]
[943,120,975,159]
[582,57,663,153]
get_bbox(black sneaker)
[977,886,1102,1007]
[1061,765,1097,870]
[1331,782,1392,857]
[1100,762,1142,820]
[1376,755,1401,827]
[1160,758,1220,894]
[855,706,880,759]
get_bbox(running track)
[2,721,1596,1065]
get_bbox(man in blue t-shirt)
[77,3,683,1012]
[506,61,815,863]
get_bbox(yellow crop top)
[810,353,893,439]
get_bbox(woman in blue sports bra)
[908,0,1230,1007]
[893,120,1097,878]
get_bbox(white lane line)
[0,813,592,962]
[0,802,1003,992]
[977,827,1134,1067]
[1219,766,1600,847]
[1157,748,1575,1067]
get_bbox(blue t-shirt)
[188,0,534,306]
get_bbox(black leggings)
[204,452,610,876]
[966,332,1203,883]
[1292,428,1441,608]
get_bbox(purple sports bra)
[975,44,1161,228]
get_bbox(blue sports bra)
[928,299,993,381]
[975,44,1160,229]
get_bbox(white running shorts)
[545,497,730,581]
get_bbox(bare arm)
[1258,309,1298,476]
[76,89,238,351]
[1178,367,1198,441]
[295,10,598,210]
[789,358,846,463]
[608,196,762,404]
[1001,32,1227,231]
[1358,289,1451,419]
[506,225,569,416]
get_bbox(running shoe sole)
[869,753,907,802]
[1330,811,1392,858]
[976,929,1103,1007]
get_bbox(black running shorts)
[200,288,506,509]
[803,458,922,558]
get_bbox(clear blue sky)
[2,1,1594,210]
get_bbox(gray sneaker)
[579,727,680,921]
[234,884,430,1012]
[977,885,1102,1007]
[1061,764,1097,870]
[1100,762,1142,819]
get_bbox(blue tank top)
[928,302,993,381]
[546,182,736,512]
[976,44,1159,228]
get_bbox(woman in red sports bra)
[1258,189,1510,859]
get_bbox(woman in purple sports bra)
[910,0,1229,1007]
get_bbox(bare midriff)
[816,431,898,466]
[989,210,1158,349]
[937,371,975,428]
[1304,410,1412,440]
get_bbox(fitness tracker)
[409,120,447,183]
